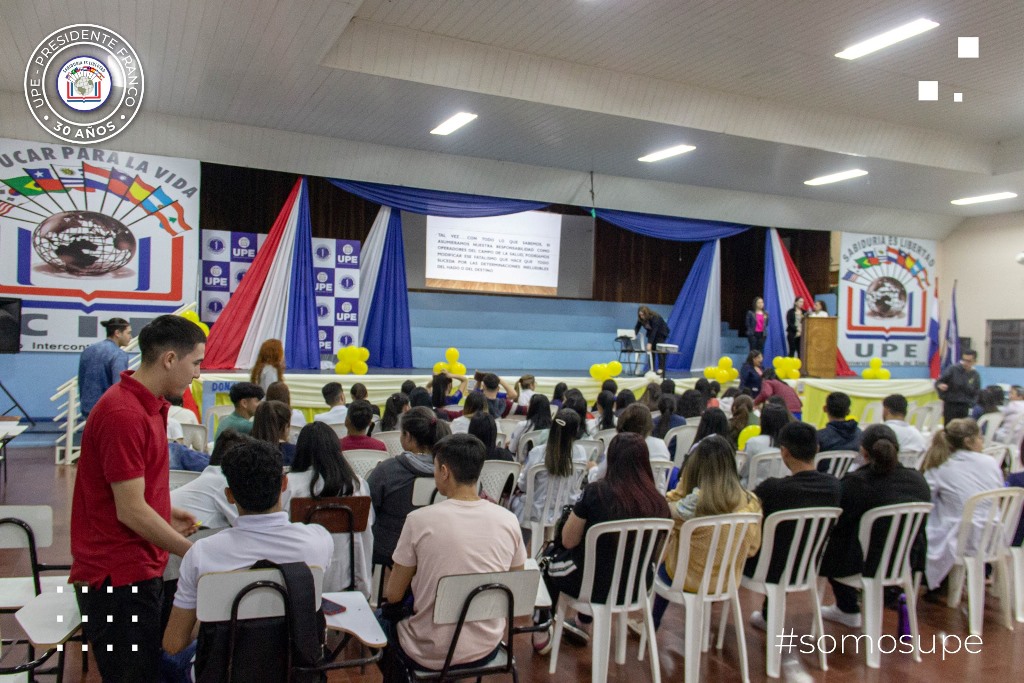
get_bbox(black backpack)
[194,559,327,683]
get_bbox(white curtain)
[691,240,722,370]
[356,206,391,346]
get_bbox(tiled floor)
[2,446,1022,682]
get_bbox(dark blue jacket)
[739,364,762,396]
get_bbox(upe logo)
[316,272,328,283]
[342,244,354,255]
[238,237,250,248]
[210,265,223,277]
[318,330,327,342]
[316,305,329,320]
[25,24,144,144]
[315,246,331,261]
[208,238,225,254]
[235,269,247,283]
[206,299,224,314]
[338,334,354,347]
[341,302,353,313]
[339,276,355,291]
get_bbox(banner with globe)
[199,229,360,365]
[0,137,199,352]
[838,232,937,366]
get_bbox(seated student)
[515,374,538,410]
[819,424,930,627]
[752,368,802,418]
[562,389,597,439]
[592,390,617,433]
[817,392,862,453]
[882,394,927,453]
[349,383,381,417]
[745,422,842,630]
[998,385,1024,442]
[400,380,417,396]
[314,381,348,425]
[426,370,469,407]
[677,390,705,420]
[171,430,249,529]
[286,422,374,597]
[168,436,211,473]
[550,382,569,408]
[589,403,670,482]
[694,379,718,410]
[429,374,464,421]
[614,389,636,418]
[340,400,388,452]
[971,385,1005,420]
[379,393,410,433]
[727,395,758,449]
[719,387,740,416]
[378,434,527,679]
[653,394,686,460]
[162,438,335,656]
[921,419,1003,590]
[167,394,200,425]
[407,387,441,419]
[450,392,487,434]
[688,407,730,456]
[475,373,518,418]
[367,407,451,566]
[509,393,553,456]
[640,382,662,412]
[660,378,676,398]
[590,379,619,412]
[468,412,515,462]
[251,400,296,466]
[513,409,587,524]
[266,381,307,444]
[215,382,264,438]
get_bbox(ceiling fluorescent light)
[835,18,939,60]
[430,112,477,135]
[804,169,869,186]
[638,144,696,162]
[950,192,1018,205]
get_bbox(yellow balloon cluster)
[589,361,623,382]
[335,345,370,375]
[702,356,739,384]
[861,357,891,380]
[178,310,210,336]
[771,356,802,380]
[433,347,468,376]
[737,424,761,450]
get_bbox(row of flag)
[851,246,930,287]
[0,163,192,236]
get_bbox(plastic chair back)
[478,461,522,506]
[576,519,674,609]
[343,449,390,479]
[856,502,933,585]
[814,451,857,478]
[746,449,788,490]
[746,507,841,591]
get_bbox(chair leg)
[591,605,612,683]
[861,578,883,669]
[614,611,627,665]
[642,600,661,683]
[1012,549,1024,623]
[683,595,703,683]
[549,597,569,675]
[764,584,786,679]
[701,602,712,653]
[638,597,649,658]
[716,598,729,650]
[946,564,966,608]
[965,558,986,637]
[530,522,543,558]
[904,575,923,663]
[732,589,751,683]
[809,580,828,672]
[995,558,1014,632]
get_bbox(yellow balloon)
[357,347,370,362]
[335,360,351,375]
[869,357,883,370]
[787,369,801,380]
[737,425,761,450]
[729,367,739,381]
[433,361,449,375]
[715,369,730,384]
[353,360,369,375]
[772,356,784,369]
[445,347,460,364]
[862,368,878,379]
[718,356,733,370]
[590,364,603,380]
[878,368,891,380]
[703,366,716,379]
[451,362,467,375]
[196,321,210,336]
[792,358,802,371]
[607,361,623,376]
[180,310,199,323]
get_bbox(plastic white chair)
[813,451,857,478]
[734,451,748,477]
[922,401,943,435]
[746,449,788,491]
[169,469,201,490]
[411,477,447,506]
[0,507,69,611]
[665,425,698,469]
[898,450,925,470]
[906,406,931,433]
[343,449,390,480]
[739,507,841,678]
[1010,506,1024,623]
[516,435,538,464]
[978,412,1004,447]
[549,519,674,683]
[859,401,883,426]
[478,460,522,508]
[374,430,404,456]
[595,429,618,450]
[650,460,674,495]
[496,418,522,438]
[324,422,347,439]
[985,444,1012,471]
[205,404,235,435]
[577,439,604,463]
[832,502,932,668]
[180,423,208,453]
[641,513,762,683]
[946,487,1024,636]
[521,461,588,557]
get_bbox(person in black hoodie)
[367,407,451,566]
[817,392,862,453]
[935,349,981,424]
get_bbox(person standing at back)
[78,317,132,417]
[636,305,670,377]
[745,297,768,353]
[250,338,285,391]
[71,315,204,682]
[935,349,981,424]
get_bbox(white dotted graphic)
[57,614,63,623]
[958,36,978,58]
[918,81,938,101]
[953,92,963,102]
[132,615,138,623]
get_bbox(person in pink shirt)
[339,400,388,452]
[745,296,769,352]
[752,367,803,419]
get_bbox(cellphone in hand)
[322,598,346,615]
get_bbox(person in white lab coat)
[921,418,1004,589]
[996,385,1024,444]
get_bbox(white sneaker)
[749,610,767,632]
[627,618,644,637]
[820,604,862,629]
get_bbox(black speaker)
[0,298,21,354]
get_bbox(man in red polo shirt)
[71,315,206,681]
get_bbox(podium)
[801,317,837,378]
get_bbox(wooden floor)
[3,446,1024,682]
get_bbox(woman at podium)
[635,305,670,376]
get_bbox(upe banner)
[838,232,937,366]
[0,137,199,352]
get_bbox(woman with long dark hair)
[251,338,285,391]
[614,389,636,417]
[429,373,466,420]
[562,389,595,438]
[251,399,295,466]
[286,422,372,595]
[513,409,585,524]
[635,305,670,376]
[450,392,487,434]
[510,393,553,455]
[786,296,808,358]
[379,392,410,433]
[739,350,764,397]
[531,432,671,652]
[551,382,569,408]
[689,407,730,455]
[745,296,768,353]
[653,394,685,440]
[468,412,515,462]
[594,390,617,432]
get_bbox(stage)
[194,371,937,430]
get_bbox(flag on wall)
[202,177,319,370]
[927,277,941,378]
[941,280,960,371]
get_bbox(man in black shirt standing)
[935,349,981,424]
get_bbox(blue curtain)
[664,240,717,370]
[328,180,548,217]
[762,231,787,361]
[284,179,320,370]
[363,209,413,368]
[596,208,749,241]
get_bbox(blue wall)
[0,351,88,421]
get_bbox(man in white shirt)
[882,394,927,453]
[170,430,251,529]
[314,381,348,425]
[997,385,1024,443]
[163,437,334,655]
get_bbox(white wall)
[939,212,1024,364]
